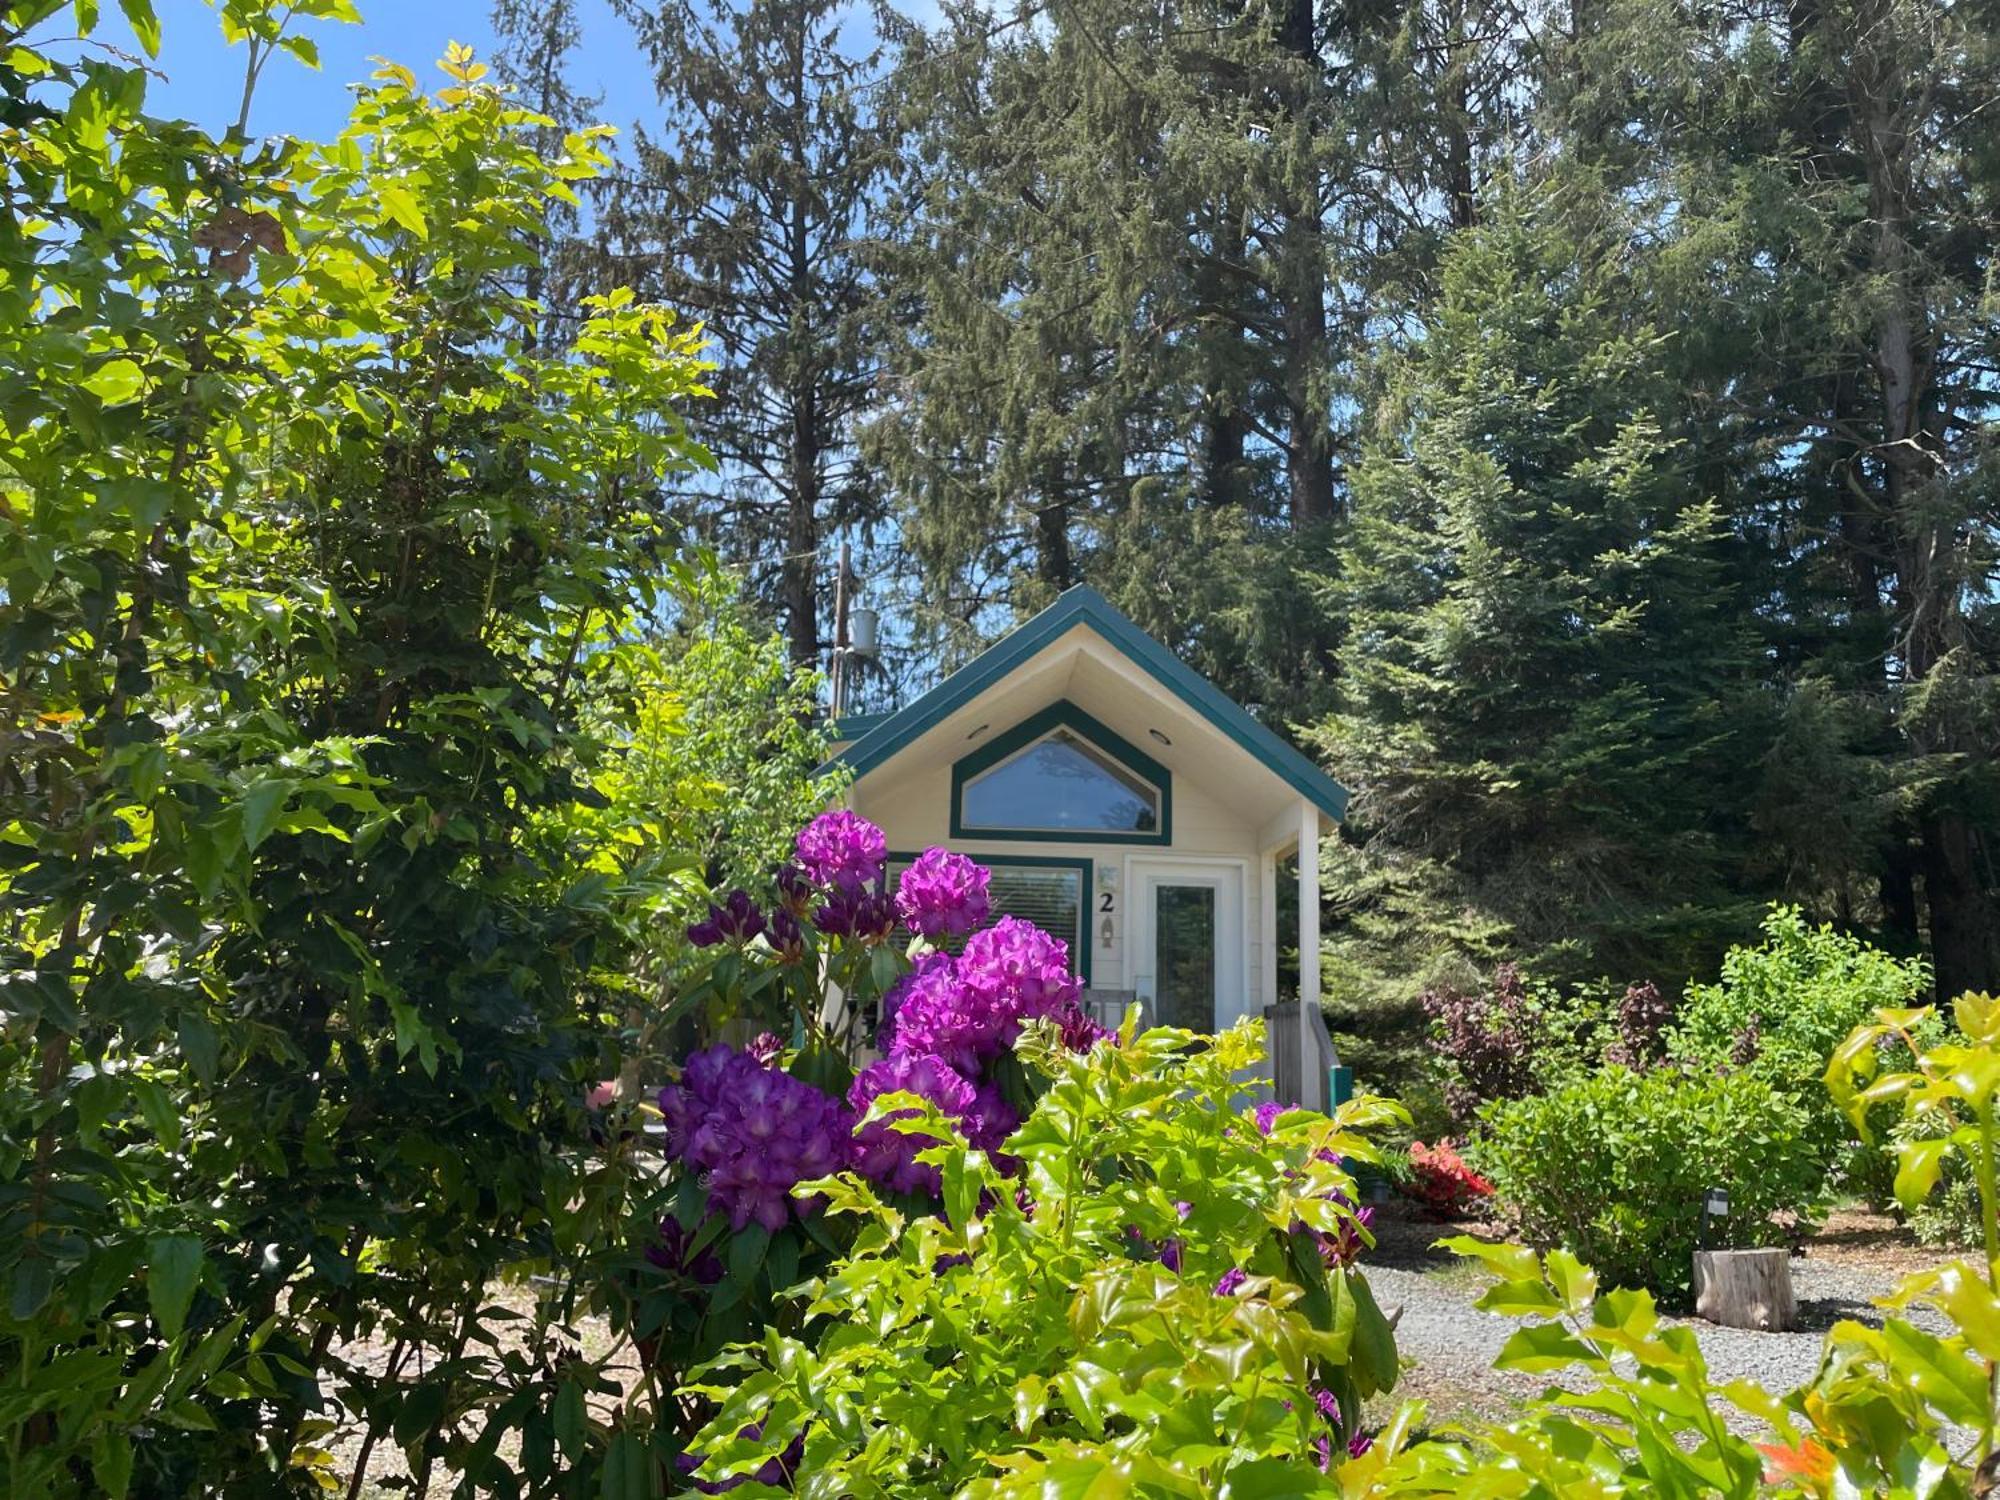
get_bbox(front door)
[1129,860,1246,1032]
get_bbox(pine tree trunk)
[1200,203,1250,509]
[781,14,820,670]
[1855,22,1998,993]
[1276,0,1335,528]
[1036,496,1073,591]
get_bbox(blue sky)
[79,0,923,144]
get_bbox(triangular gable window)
[951,702,1171,844]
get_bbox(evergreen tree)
[1315,190,1772,992]
[1544,0,2000,992]
[489,0,598,348]
[598,0,892,665]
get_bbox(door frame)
[1123,855,1250,1031]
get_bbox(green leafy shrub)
[682,1020,1406,1495]
[1373,994,2000,1496]
[0,11,731,1494]
[1471,1065,1826,1300]
[1669,906,1930,1153]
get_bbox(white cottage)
[825,585,1348,1108]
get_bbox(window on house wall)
[886,856,1090,979]
[959,729,1161,835]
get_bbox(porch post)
[1259,848,1279,1021]
[1296,799,1321,1111]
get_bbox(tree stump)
[1693,1248,1795,1331]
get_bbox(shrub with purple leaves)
[1604,980,1674,1068]
[1423,963,1544,1129]
[847,1050,979,1196]
[794,808,886,889]
[895,846,992,938]
[658,1044,854,1232]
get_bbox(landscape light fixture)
[1700,1186,1730,1246]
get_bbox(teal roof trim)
[829,586,1348,822]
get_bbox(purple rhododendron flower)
[1213,1266,1247,1296]
[894,847,992,938]
[795,810,886,889]
[1255,1100,1284,1136]
[687,889,766,948]
[877,951,952,1053]
[847,1050,977,1196]
[963,1077,1020,1154]
[886,956,993,1073]
[812,882,896,943]
[1159,1238,1184,1273]
[767,907,804,962]
[658,1045,852,1232]
[648,1216,725,1285]
[957,916,1082,1033]
[772,862,813,916]
[1053,999,1115,1053]
[893,917,1082,1069]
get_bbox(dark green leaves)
[145,1236,202,1341]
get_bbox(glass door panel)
[1154,883,1216,1031]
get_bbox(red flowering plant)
[1405,1138,1495,1219]
[627,812,1114,1419]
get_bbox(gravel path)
[1365,1206,1957,1431]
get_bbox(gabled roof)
[829,585,1348,821]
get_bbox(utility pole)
[830,540,851,719]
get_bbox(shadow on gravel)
[1791,1295,1884,1334]
[1367,1201,1506,1276]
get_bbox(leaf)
[940,1148,983,1231]
[1329,1268,1398,1398]
[1012,1375,1046,1434]
[554,1378,586,1457]
[1894,1136,1953,1213]
[117,0,160,56]
[376,182,428,239]
[1544,1248,1598,1314]
[1051,1361,1114,1438]
[1493,1321,1597,1371]
[1437,1236,1541,1284]
[727,1222,770,1290]
[1219,1457,1326,1499]
[600,1430,653,1500]
[11,1255,54,1320]
[239,778,289,853]
[147,1234,203,1340]
[92,1428,134,1498]
[178,1013,220,1085]
[132,1075,181,1151]
[81,357,145,406]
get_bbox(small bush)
[1424,964,1618,1127]
[1472,1065,1826,1301]
[1668,907,1932,1187]
[1406,1139,1495,1218]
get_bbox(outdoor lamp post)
[1700,1185,1730,1247]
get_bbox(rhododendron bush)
[635,813,1114,1387]
[680,1018,1408,1495]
